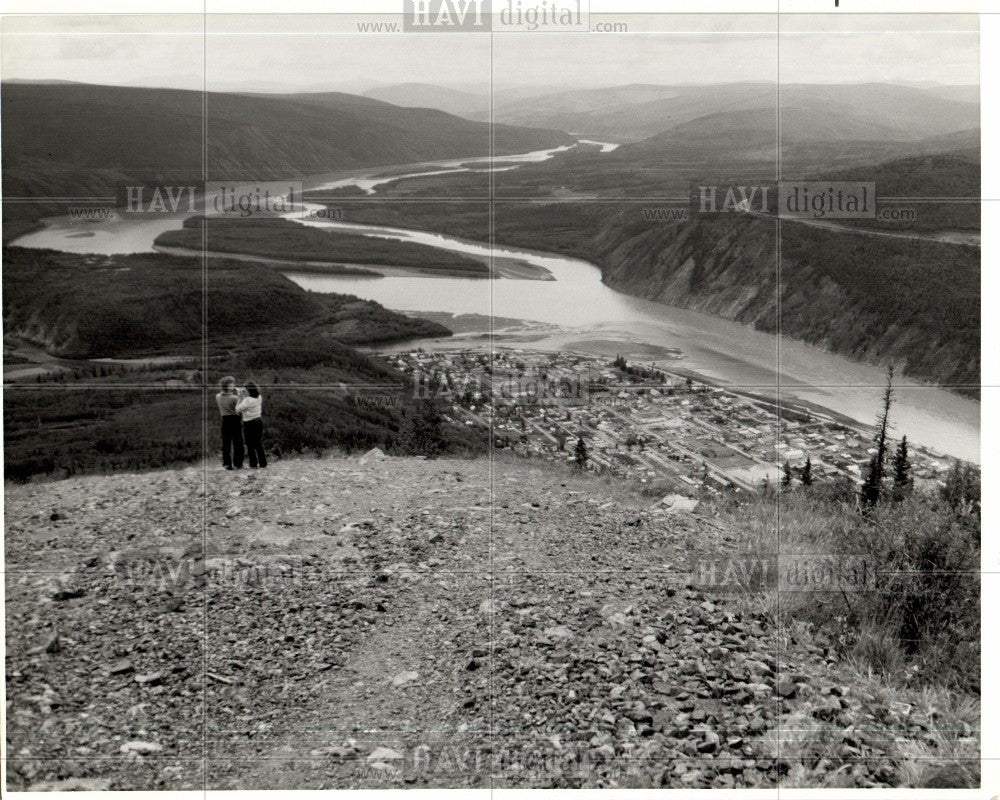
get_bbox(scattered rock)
[28,778,111,791]
[158,596,183,613]
[51,584,85,602]
[28,631,60,655]
[120,741,163,755]
[4,454,957,790]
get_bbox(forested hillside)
[3,247,483,479]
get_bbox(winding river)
[11,144,980,462]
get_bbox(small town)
[388,347,954,497]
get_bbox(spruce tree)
[781,461,793,488]
[890,435,912,502]
[861,366,894,511]
[941,459,979,515]
[398,399,444,458]
[574,437,588,470]
[799,456,813,486]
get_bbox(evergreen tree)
[574,437,588,470]
[861,366,894,511]
[941,459,980,515]
[781,461,793,488]
[397,399,444,458]
[799,456,813,486]
[890,435,912,501]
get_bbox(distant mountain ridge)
[491,81,980,143]
[1,81,573,207]
[362,82,491,119]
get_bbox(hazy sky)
[0,15,979,93]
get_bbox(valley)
[0,26,985,794]
[4,119,981,463]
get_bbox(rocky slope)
[4,455,974,789]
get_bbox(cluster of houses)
[390,347,955,495]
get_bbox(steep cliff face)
[589,212,979,391]
[595,214,778,329]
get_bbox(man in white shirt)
[215,376,244,470]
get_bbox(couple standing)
[216,376,267,469]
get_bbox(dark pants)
[243,418,267,468]
[221,415,244,468]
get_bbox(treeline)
[3,388,204,481]
[4,337,487,481]
[816,154,980,232]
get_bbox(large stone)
[392,670,420,687]
[367,746,404,762]
[696,730,720,753]
[659,494,700,514]
[120,741,163,755]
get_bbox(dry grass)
[708,486,980,788]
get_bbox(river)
[10,143,980,462]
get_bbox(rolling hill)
[1,246,451,359]
[612,111,980,176]
[362,82,491,119]
[0,82,573,209]
[494,82,979,143]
